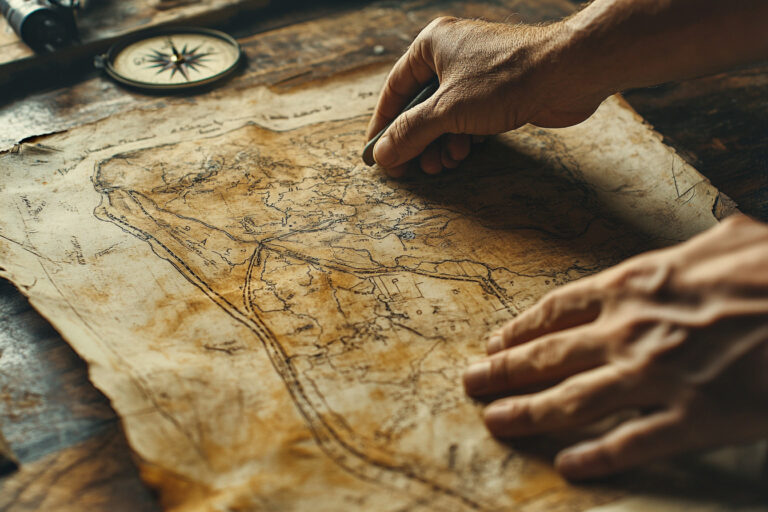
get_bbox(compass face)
[106,29,241,90]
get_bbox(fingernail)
[373,133,398,167]
[486,335,502,354]
[463,360,491,395]
[441,147,459,169]
[447,144,466,162]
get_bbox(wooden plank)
[0,0,576,151]
[0,277,160,510]
[0,430,17,477]
[0,0,270,88]
[0,278,115,464]
[624,65,768,221]
[0,430,159,512]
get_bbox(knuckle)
[409,32,432,66]
[430,15,459,30]
[613,360,645,386]
[429,93,456,128]
[536,291,565,325]
[611,422,658,457]
[611,258,673,296]
[665,403,688,421]
[493,353,515,385]
[559,380,596,417]
[417,18,442,44]
[605,315,647,347]
[505,400,535,428]
[624,346,656,376]
[501,322,517,346]
[390,114,415,145]
[562,397,589,420]
[527,339,563,371]
[417,16,459,53]
[499,321,515,346]
[609,318,689,364]
[591,443,622,471]
[543,287,568,308]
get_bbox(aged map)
[0,60,758,511]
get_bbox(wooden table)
[1,1,766,509]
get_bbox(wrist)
[557,17,624,98]
[517,20,615,125]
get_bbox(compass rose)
[144,38,214,81]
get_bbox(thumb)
[373,98,448,169]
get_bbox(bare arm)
[366,0,768,174]
[566,0,768,94]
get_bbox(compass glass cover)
[111,32,240,87]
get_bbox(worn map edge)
[0,69,752,511]
[610,94,739,221]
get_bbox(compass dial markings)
[111,32,240,87]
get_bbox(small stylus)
[362,77,440,166]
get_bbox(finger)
[419,141,444,174]
[487,281,603,355]
[464,323,606,397]
[441,145,460,169]
[373,96,448,169]
[441,134,470,169]
[446,133,471,161]
[384,163,409,178]
[482,364,656,438]
[366,38,435,141]
[555,409,688,480]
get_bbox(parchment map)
[92,117,655,509]
[0,68,754,511]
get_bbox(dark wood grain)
[0,430,17,477]
[0,278,160,511]
[0,0,572,151]
[561,0,768,222]
[0,430,159,512]
[0,0,271,88]
[0,279,112,463]
[624,65,768,221]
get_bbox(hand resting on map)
[365,17,602,177]
[366,0,768,176]
[463,214,768,480]
[367,0,768,479]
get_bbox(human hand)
[463,214,768,480]
[365,17,608,177]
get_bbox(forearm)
[557,0,768,96]
[366,0,768,171]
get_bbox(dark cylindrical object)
[0,0,77,52]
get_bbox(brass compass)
[99,27,242,91]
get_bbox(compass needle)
[179,63,190,81]
[168,37,182,59]
[103,28,241,91]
